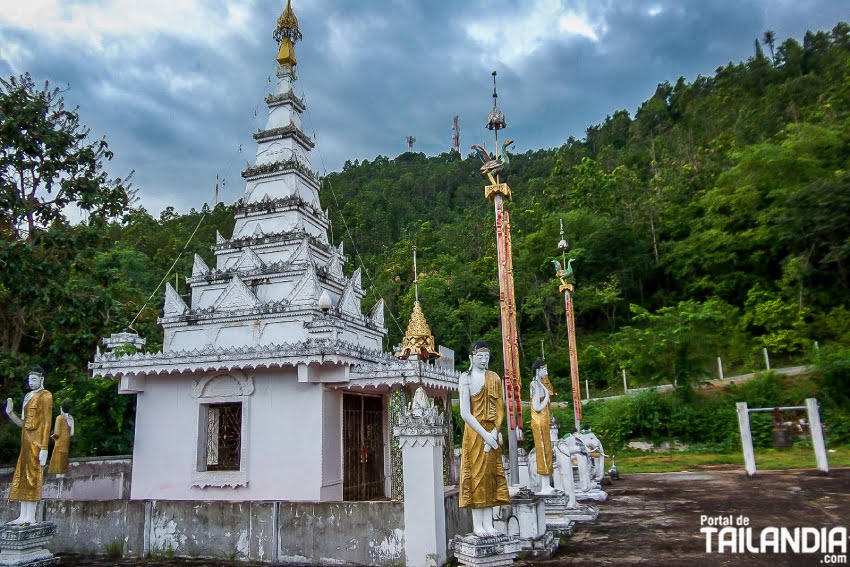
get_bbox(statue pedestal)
[493,488,558,559]
[516,449,531,488]
[0,523,60,566]
[575,486,608,502]
[542,491,598,532]
[451,534,520,567]
[540,491,575,535]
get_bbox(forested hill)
[322,23,850,390]
[1,23,849,461]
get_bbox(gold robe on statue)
[542,376,555,397]
[459,370,511,509]
[531,381,554,475]
[48,414,70,475]
[9,389,53,501]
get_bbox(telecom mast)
[406,135,416,152]
[452,115,460,153]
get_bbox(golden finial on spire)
[274,0,302,67]
[395,247,441,361]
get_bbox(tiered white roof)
[90,4,458,394]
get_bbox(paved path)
[521,467,848,566]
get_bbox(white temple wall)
[339,328,381,351]
[193,283,228,309]
[320,389,343,500]
[243,177,318,208]
[130,369,327,501]
[256,138,309,167]
[233,214,300,238]
[267,103,303,131]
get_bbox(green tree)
[0,73,129,242]
[611,299,741,392]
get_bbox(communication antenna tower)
[406,135,416,152]
[452,115,460,153]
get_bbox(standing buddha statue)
[530,359,554,493]
[48,403,75,477]
[458,340,511,537]
[4,367,53,525]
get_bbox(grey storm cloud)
[0,0,847,214]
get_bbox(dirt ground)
[525,466,849,567]
[56,467,849,567]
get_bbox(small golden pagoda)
[396,300,441,361]
[395,247,441,361]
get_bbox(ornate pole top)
[554,219,575,293]
[485,71,507,133]
[274,0,303,67]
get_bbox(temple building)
[89,0,457,502]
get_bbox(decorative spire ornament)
[274,0,302,68]
[395,247,441,361]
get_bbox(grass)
[615,444,850,473]
[103,539,123,559]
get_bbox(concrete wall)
[148,500,276,562]
[444,488,472,547]
[0,456,131,501]
[131,368,329,501]
[278,501,404,565]
[0,498,406,565]
[0,500,144,556]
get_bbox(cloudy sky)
[1,0,847,215]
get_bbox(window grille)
[205,402,242,471]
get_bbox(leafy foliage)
[2,23,850,461]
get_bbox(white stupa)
[90,0,458,502]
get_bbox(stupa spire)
[274,0,302,68]
[395,247,441,361]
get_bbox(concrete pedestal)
[545,493,599,525]
[393,391,450,567]
[516,449,531,488]
[0,523,60,566]
[575,487,608,503]
[451,534,520,567]
[494,488,558,559]
[541,491,575,535]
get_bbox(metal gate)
[343,394,386,500]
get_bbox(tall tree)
[0,73,130,243]
[762,30,777,64]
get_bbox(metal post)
[806,398,829,474]
[736,402,756,477]
[622,368,628,394]
[717,357,724,380]
[763,348,770,371]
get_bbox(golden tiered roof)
[395,301,441,361]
